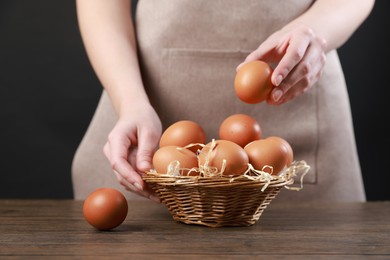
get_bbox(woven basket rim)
[143,172,294,188]
[142,160,310,189]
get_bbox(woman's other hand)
[103,102,162,202]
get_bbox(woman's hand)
[103,102,162,202]
[239,25,327,105]
[237,0,375,105]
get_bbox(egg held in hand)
[234,60,274,104]
[159,120,206,153]
[198,139,249,176]
[219,113,262,148]
[83,188,128,231]
[244,138,289,175]
[152,145,198,175]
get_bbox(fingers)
[271,27,313,87]
[236,34,282,72]
[103,128,161,202]
[107,132,144,187]
[112,168,160,203]
[268,28,327,104]
[274,40,326,104]
[103,141,141,190]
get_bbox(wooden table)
[1,200,389,259]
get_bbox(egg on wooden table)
[83,188,128,231]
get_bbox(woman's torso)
[134,0,365,202]
[71,0,365,202]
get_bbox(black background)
[1,1,389,200]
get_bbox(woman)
[72,0,374,202]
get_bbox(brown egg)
[234,60,274,104]
[198,140,249,176]
[219,113,262,147]
[266,136,294,167]
[244,139,289,175]
[159,120,206,152]
[83,188,128,231]
[152,145,198,175]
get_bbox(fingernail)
[236,64,242,72]
[134,182,143,191]
[273,89,283,102]
[275,75,283,86]
[138,161,151,171]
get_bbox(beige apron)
[72,0,366,202]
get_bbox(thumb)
[236,44,273,72]
[136,131,159,173]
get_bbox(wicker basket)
[143,160,310,227]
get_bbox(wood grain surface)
[0,200,389,259]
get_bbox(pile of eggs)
[152,114,293,177]
[82,60,285,231]
[153,59,292,177]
